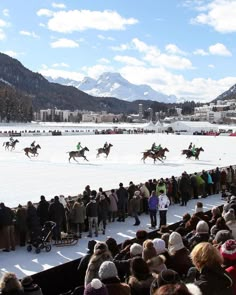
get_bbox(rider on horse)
[77,142,82,151]
[9,137,14,143]
[31,141,36,148]
[191,144,196,156]
[151,143,162,153]
[188,142,193,150]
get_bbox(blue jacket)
[148,195,158,210]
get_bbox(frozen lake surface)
[0,133,235,207]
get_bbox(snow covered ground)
[0,132,235,207]
[0,131,234,279]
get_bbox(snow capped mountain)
[215,84,236,101]
[47,72,177,103]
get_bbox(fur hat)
[84,279,108,295]
[150,269,181,292]
[130,243,143,256]
[94,242,108,254]
[147,255,167,274]
[152,238,167,255]
[136,230,148,241]
[220,239,236,261]
[99,261,118,280]
[224,209,235,223]
[142,240,157,261]
[214,230,233,245]
[196,220,209,234]
[168,232,184,254]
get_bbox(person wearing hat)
[221,239,236,294]
[84,242,112,286]
[84,278,108,295]
[130,191,141,226]
[188,221,210,251]
[21,276,43,295]
[116,183,128,222]
[168,232,192,277]
[158,190,170,228]
[98,261,130,295]
[86,190,99,238]
[127,257,154,295]
[224,209,236,239]
[212,230,233,247]
[142,240,157,261]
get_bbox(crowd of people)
[1,165,236,294]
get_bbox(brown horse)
[182,147,204,160]
[24,144,41,158]
[96,143,113,158]
[3,139,19,151]
[141,147,169,164]
[68,146,89,162]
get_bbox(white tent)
[169,121,218,134]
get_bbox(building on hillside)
[169,121,218,135]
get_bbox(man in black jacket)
[48,196,66,240]
[0,202,15,252]
[86,190,98,237]
[116,183,128,222]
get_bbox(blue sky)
[0,0,236,102]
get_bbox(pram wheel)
[35,247,41,254]
[45,245,51,252]
[27,245,32,252]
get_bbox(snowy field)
[0,132,235,207]
[0,131,234,279]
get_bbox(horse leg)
[83,156,89,162]
[25,152,31,158]
[157,157,164,163]
[73,157,78,162]
[96,152,99,158]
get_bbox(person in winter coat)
[148,191,158,229]
[99,261,131,295]
[127,257,154,295]
[158,190,170,228]
[15,204,27,247]
[0,203,16,252]
[21,276,43,295]
[98,193,110,235]
[139,183,150,214]
[191,242,233,295]
[26,201,41,243]
[48,196,66,240]
[36,195,49,227]
[130,191,141,226]
[86,190,99,238]
[156,179,166,196]
[70,198,86,238]
[116,183,128,222]
[188,221,210,251]
[108,189,118,222]
[179,173,191,206]
[195,173,206,198]
[84,242,113,286]
[0,272,24,295]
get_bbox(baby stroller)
[27,221,56,254]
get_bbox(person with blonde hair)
[0,272,24,295]
[190,242,233,295]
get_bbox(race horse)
[68,146,89,162]
[3,139,19,151]
[141,147,169,164]
[182,147,204,160]
[96,143,113,158]
[24,144,41,158]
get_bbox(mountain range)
[47,72,177,103]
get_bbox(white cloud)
[114,55,145,66]
[98,58,110,64]
[37,9,54,17]
[52,2,66,9]
[165,44,187,55]
[2,50,18,57]
[208,64,215,68]
[50,38,79,48]
[191,0,236,33]
[0,18,8,27]
[19,30,40,39]
[45,10,138,33]
[110,43,131,51]
[193,49,209,56]
[39,67,83,81]
[2,9,9,17]
[52,62,69,68]
[97,34,115,41]
[131,38,193,70]
[0,29,5,40]
[81,64,114,79]
[209,43,231,56]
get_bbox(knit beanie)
[150,269,180,292]
[224,209,235,223]
[168,232,184,255]
[99,261,118,280]
[152,238,167,255]
[130,243,143,256]
[142,240,157,261]
[220,239,236,261]
[214,230,233,245]
[84,279,108,295]
[196,220,209,234]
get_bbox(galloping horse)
[24,144,41,158]
[182,147,204,160]
[141,147,169,164]
[96,143,113,158]
[3,139,19,151]
[68,146,89,162]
